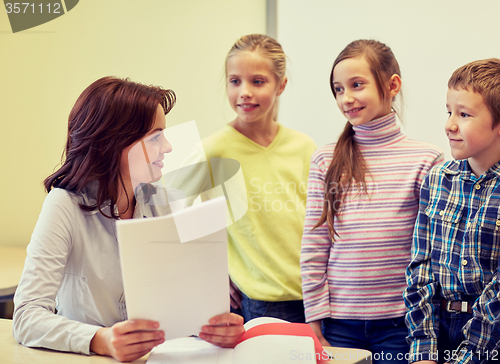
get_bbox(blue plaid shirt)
[405,160,500,364]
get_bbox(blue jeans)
[230,292,306,323]
[437,310,474,364]
[322,317,409,364]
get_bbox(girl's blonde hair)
[225,34,286,120]
[314,39,402,240]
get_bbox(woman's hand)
[90,319,165,362]
[308,320,331,347]
[229,278,243,309]
[199,313,245,348]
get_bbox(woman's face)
[120,104,172,189]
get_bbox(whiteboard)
[276,0,500,160]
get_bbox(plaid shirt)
[404,159,500,364]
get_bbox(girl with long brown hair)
[300,40,443,364]
[13,76,244,362]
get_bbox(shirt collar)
[352,112,404,147]
[443,159,500,180]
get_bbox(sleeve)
[12,190,100,355]
[451,260,500,364]
[404,172,442,362]
[414,149,445,196]
[300,155,332,322]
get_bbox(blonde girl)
[198,34,316,322]
[300,40,443,364]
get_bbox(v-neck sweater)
[203,123,317,301]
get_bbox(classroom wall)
[0,0,266,247]
[276,0,500,160]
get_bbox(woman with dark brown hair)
[12,76,244,362]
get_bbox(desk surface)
[1,319,371,364]
[0,246,27,297]
[0,319,147,364]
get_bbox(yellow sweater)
[202,124,316,301]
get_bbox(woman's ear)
[277,76,288,96]
[388,74,402,98]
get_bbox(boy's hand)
[199,313,245,348]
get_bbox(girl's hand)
[308,320,331,347]
[199,313,245,348]
[229,278,243,309]
[90,319,165,362]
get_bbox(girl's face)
[120,104,172,189]
[226,51,286,126]
[332,56,393,126]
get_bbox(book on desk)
[146,317,372,364]
[148,316,327,363]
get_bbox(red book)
[238,320,330,364]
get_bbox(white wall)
[276,0,500,160]
[0,0,266,247]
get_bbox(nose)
[240,82,252,99]
[445,113,458,133]
[160,133,173,154]
[342,89,354,104]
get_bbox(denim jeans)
[322,316,409,364]
[437,310,474,364]
[231,292,306,323]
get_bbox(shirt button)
[475,184,481,190]
[439,210,444,216]
[462,259,468,266]
[496,220,500,227]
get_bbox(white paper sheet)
[117,196,229,340]
[147,335,316,364]
[147,337,233,364]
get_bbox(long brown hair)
[313,40,401,239]
[44,76,176,218]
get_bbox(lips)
[238,103,258,112]
[345,107,364,115]
[447,134,462,142]
[152,159,164,169]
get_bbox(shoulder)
[309,143,335,172]
[311,143,335,162]
[202,125,234,154]
[400,138,443,157]
[280,125,316,146]
[43,188,80,211]
[424,159,461,184]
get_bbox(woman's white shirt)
[13,183,183,354]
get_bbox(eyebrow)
[148,127,164,135]
[447,103,475,112]
[228,74,268,78]
[332,76,367,85]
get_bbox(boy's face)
[446,87,500,176]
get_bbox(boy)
[405,58,500,364]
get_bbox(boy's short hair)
[448,58,500,127]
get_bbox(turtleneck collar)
[352,112,405,147]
